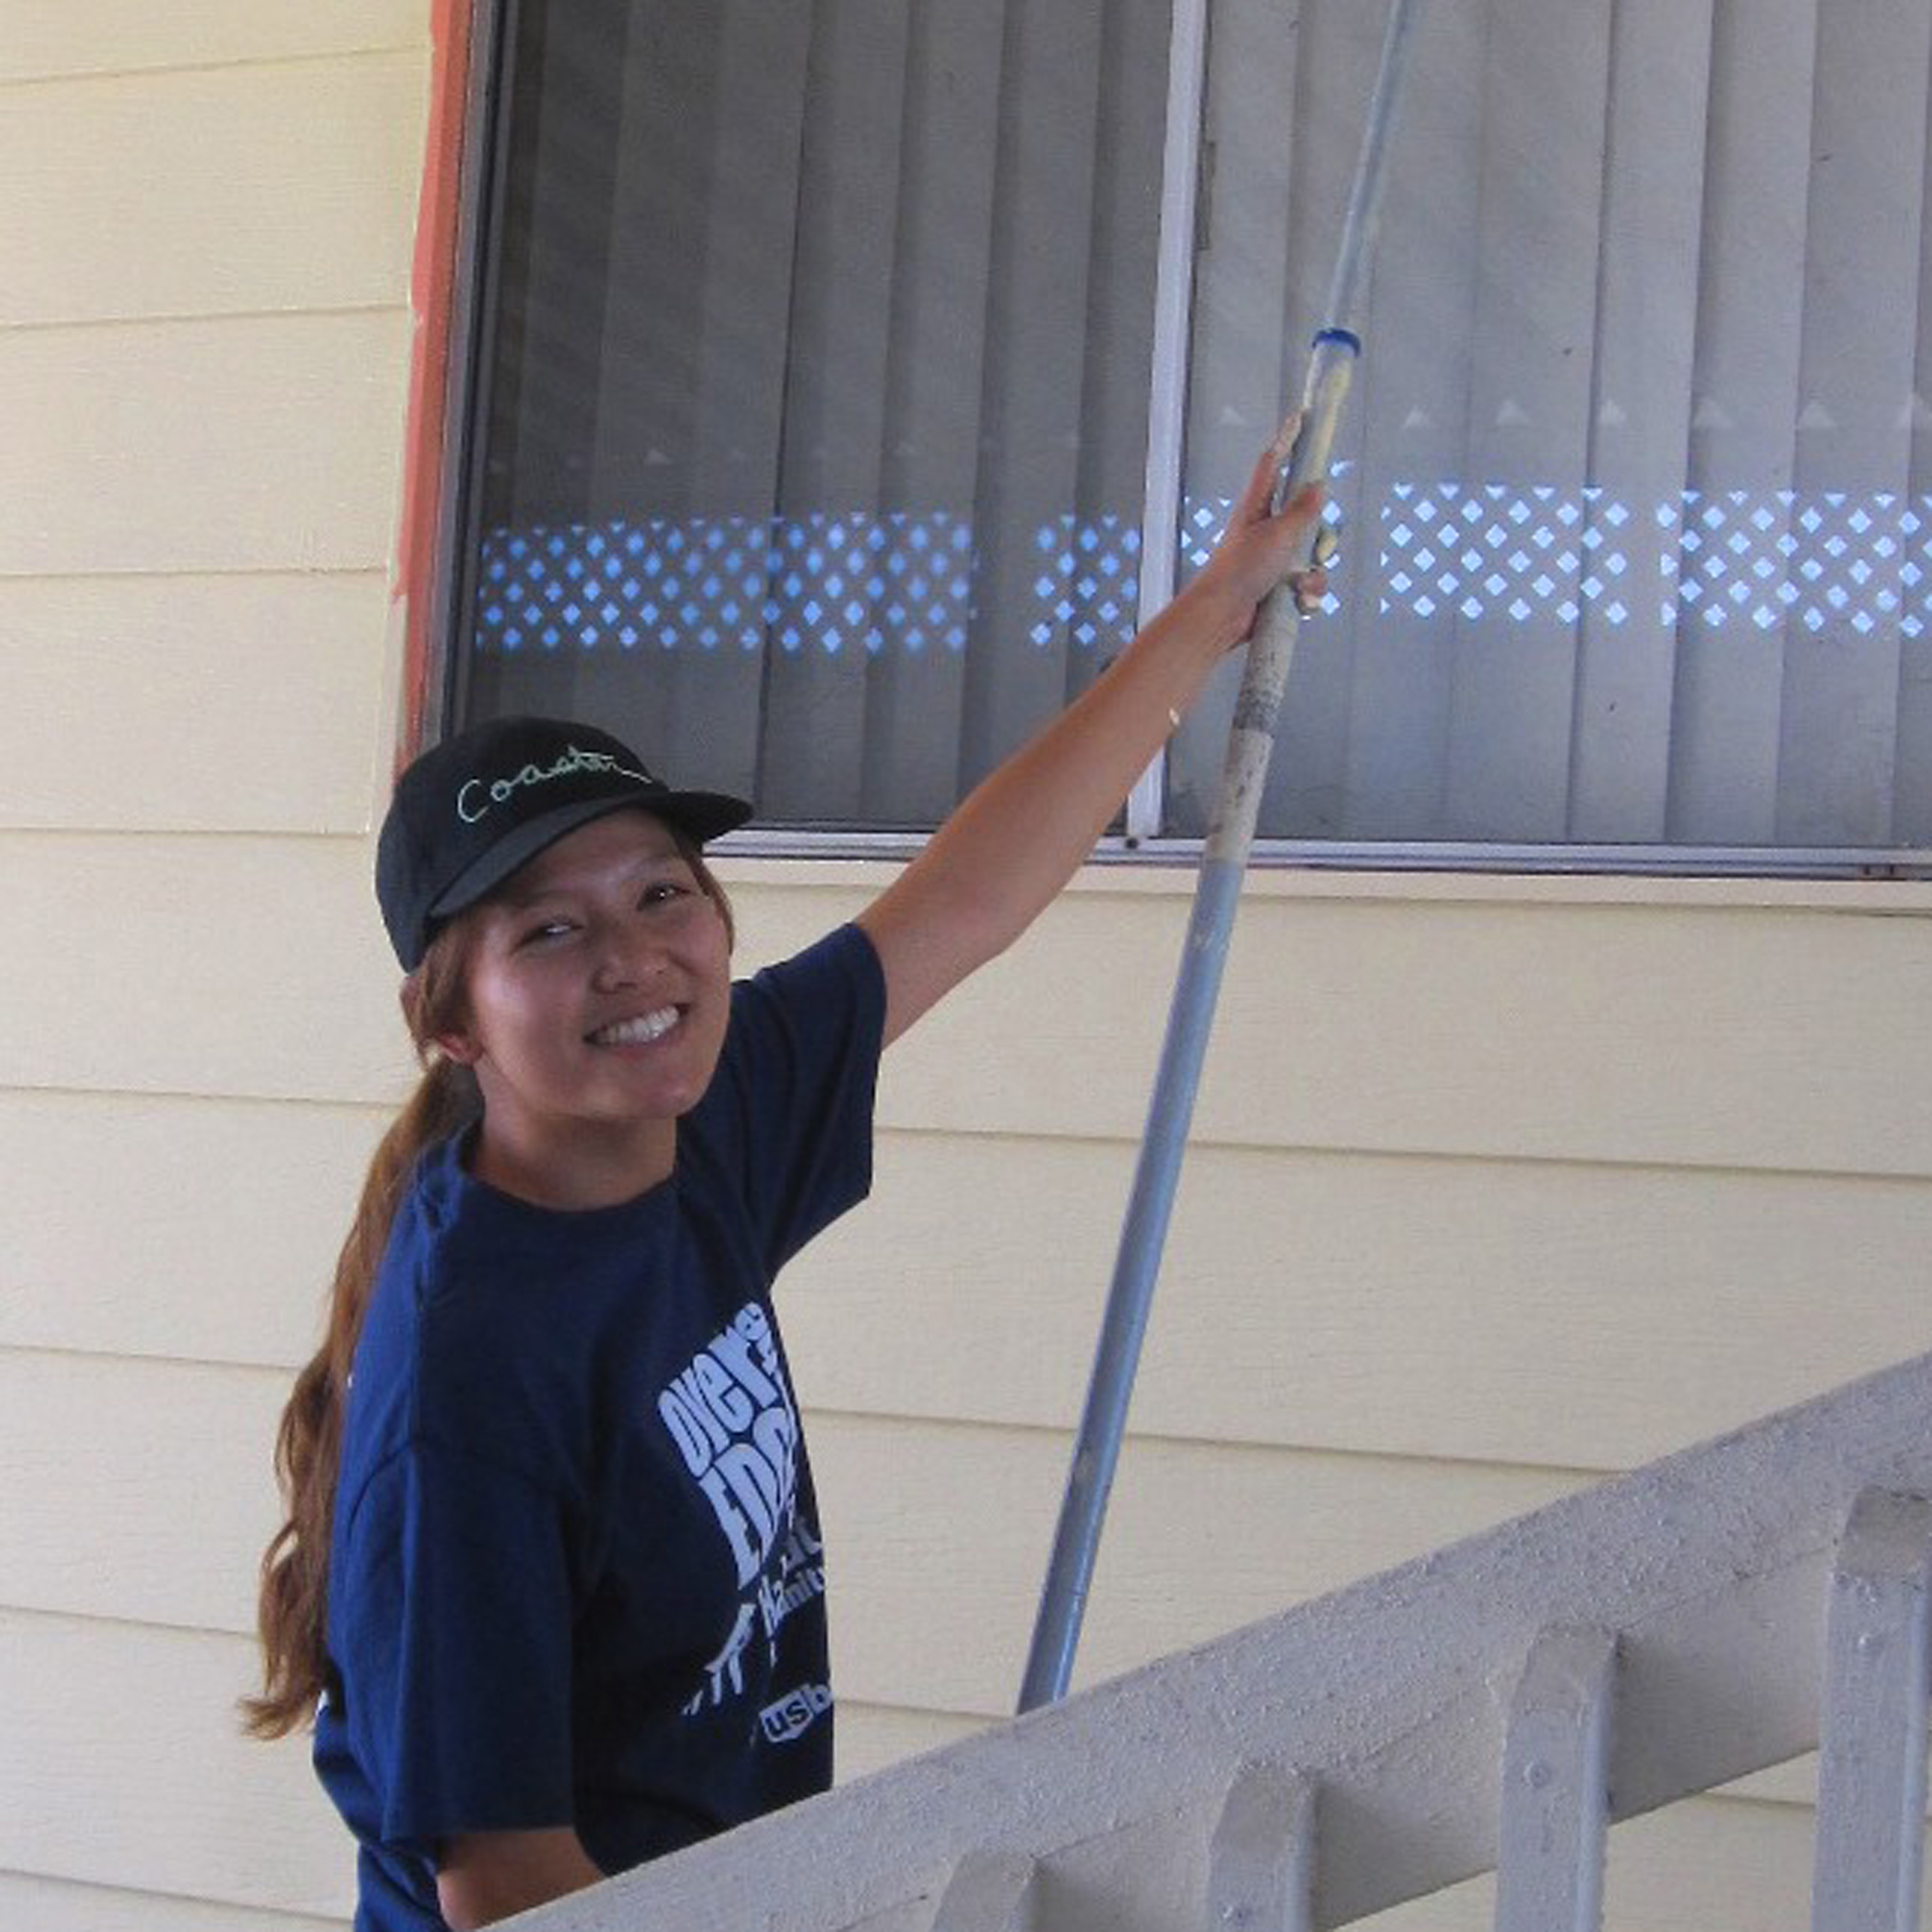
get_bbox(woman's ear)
[433,1028,483,1067]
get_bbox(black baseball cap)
[376,716,753,970]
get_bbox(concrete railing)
[520,1351,1932,1931]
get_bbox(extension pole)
[1019,0,1426,1715]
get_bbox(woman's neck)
[464,1115,677,1212]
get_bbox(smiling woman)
[245,716,879,1931]
[243,429,1324,1932]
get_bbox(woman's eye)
[641,881,689,908]
[518,918,575,947]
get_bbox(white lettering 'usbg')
[455,745,653,825]
[757,1680,832,1746]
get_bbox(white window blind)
[1169,0,1932,855]
[457,0,1171,828]
[452,0,1931,863]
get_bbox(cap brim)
[427,788,753,925]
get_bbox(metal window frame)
[422,0,523,754]
[1124,0,1213,843]
[713,825,1928,880]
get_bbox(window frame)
[421,0,1930,883]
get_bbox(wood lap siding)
[0,1871,346,1932]
[0,577,395,833]
[0,316,413,578]
[0,6,423,84]
[783,1129,1932,1474]
[0,837,407,1101]
[0,11,429,1928]
[847,878,1932,1179]
[0,60,425,325]
[0,1093,390,1365]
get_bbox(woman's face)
[437,809,732,1201]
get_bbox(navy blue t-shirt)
[314,924,885,1931]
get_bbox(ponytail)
[243,934,477,1738]
[243,823,733,1738]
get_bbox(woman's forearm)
[437,1827,605,1929]
[857,441,1323,1043]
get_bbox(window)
[444,0,1932,870]
[450,0,1171,831]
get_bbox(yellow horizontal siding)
[782,1132,1932,1471]
[1,4,423,82]
[835,1703,987,1784]
[729,870,1932,1176]
[0,1352,285,1634]
[0,1609,349,1919]
[0,17,426,1930]
[15,1086,1925,1480]
[0,574,395,831]
[0,1346,1580,1707]
[0,1091,387,1364]
[11,851,1916,1176]
[0,834,406,1100]
[873,888,1932,1177]
[0,310,415,578]
[0,1871,345,1932]
[809,1413,1584,1715]
[1,55,426,326]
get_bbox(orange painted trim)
[393,0,478,768]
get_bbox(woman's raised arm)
[856,432,1326,1046]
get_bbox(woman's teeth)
[589,1007,680,1047]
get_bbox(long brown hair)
[243,823,733,1738]
[242,926,478,1737]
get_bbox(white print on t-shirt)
[657,1302,800,1588]
[662,1303,830,1722]
[678,1521,830,1720]
[758,1680,832,1746]
[759,1517,826,1644]
[694,1602,757,1707]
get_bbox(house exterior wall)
[1,6,1928,1929]
[1,8,430,1927]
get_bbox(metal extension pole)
[1018,0,1426,1715]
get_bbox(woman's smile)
[586,1006,682,1049]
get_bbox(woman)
[247,433,1325,1931]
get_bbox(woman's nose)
[590,918,664,990]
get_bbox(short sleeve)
[334,1441,577,1852]
[704,923,886,1271]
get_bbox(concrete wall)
[3,6,1929,1929]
